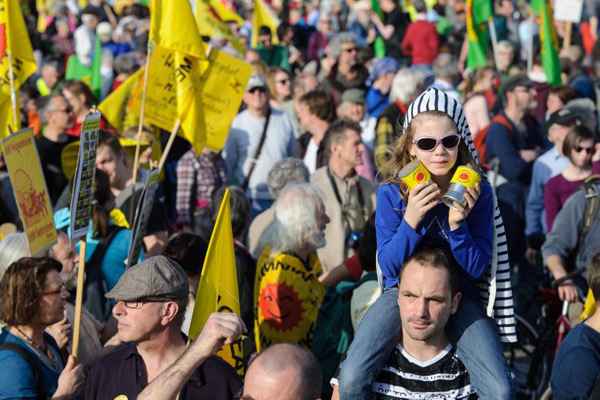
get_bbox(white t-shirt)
[303,139,319,174]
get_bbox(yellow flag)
[149,0,207,59]
[0,92,19,140]
[209,0,244,26]
[0,0,37,97]
[144,45,208,153]
[98,68,144,132]
[188,189,244,374]
[195,0,245,55]
[581,289,597,320]
[199,49,251,151]
[251,0,280,48]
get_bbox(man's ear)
[450,291,462,315]
[160,302,180,325]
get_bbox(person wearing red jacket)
[401,0,439,68]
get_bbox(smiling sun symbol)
[258,282,304,332]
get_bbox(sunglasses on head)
[413,134,461,151]
[574,145,594,154]
[248,87,267,94]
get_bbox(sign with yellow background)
[2,128,56,255]
[254,248,325,351]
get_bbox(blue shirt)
[375,180,494,290]
[525,147,569,237]
[0,330,64,399]
[366,87,390,119]
[551,323,600,400]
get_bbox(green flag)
[371,0,386,58]
[466,0,492,70]
[91,37,102,99]
[532,0,562,86]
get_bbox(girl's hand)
[448,184,481,230]
[403,182,440,229]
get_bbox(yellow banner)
[98,68,144,132]
[145,47,250,153]
[0,0,37,97]
[2,129,56,255]
[254,248,325,351]
[209,0,244,26]
[200,49,251,151]
[189,189,245,374]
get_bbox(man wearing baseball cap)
[84,256,242,399]
[224,74,297,216]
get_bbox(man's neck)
[248,106,268,118]
[338,62,352,78]
[504,104,525,125]
[400,332,449,363]
[310,120,329,144]
[137,329,188,382]
[329,158,355,180]
[43,125,64,142]
[586,309,600,333]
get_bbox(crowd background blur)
[0,0,600,398]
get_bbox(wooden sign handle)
[71,239,87,359]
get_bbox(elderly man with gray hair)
[248,158,310,255]
[321,32,369,105]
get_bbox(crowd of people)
[1,0,600,399]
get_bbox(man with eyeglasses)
[321,32,369,105]
[83,256,241,399]
[225,74,297,216]
[485,74,545,289]
[35,94,76,206]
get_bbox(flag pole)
[131,45,153,190]
[488,17,500,70]
[157,118,181,172]
[71,239,87,359]
[7,52,18,130]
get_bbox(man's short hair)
[326,119,361,151]
[298,89,336,123]
[399,247,459,294]
[163,232,208,277]
[587,253,600,300]
[328,32,358,59]
[249,343,322,399]
[259,25,272,37]
[433,53,458,80]
[267,158,310,198]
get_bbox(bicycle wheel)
[504,314,551,399]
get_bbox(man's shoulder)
[310,166,328,184]
[87,342,136,372]
[185,356,242,399]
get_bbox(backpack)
[474,113,513,170]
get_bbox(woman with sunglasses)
[0,257,84,399]
[338,87,514,399]
[544,125,600,231]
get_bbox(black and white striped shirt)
[371,344,477,399]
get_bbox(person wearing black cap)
[525,108,579,264]
[485,74,546,275]
[83,256,241,399]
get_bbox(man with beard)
[332,247,477,399]
[253,183,329,350]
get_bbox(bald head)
[243,344,322,400]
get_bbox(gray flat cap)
[106,256,189,301]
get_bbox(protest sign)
[69,112,101,241]
[125,169,161,268]
[553,0,583,23]
[2,128,56,255]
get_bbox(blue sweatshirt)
[376,180,494,291]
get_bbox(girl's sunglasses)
[413,134,461,151]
